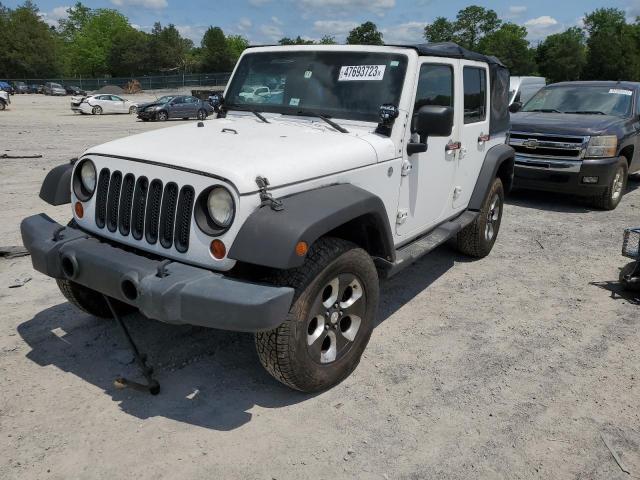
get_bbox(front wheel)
[0,100,5,111]
[591,158,628,210]
[456,177,504,258]
[256,237,379,392]
[620,262,640,292]
[56,279,135,318]
[156,110,168,121]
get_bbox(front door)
[396,59,460,238]
[453,61,490,209]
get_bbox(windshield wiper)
[526,108,562,113]
[294,110,349,133]
[224,105,270,123]
[565,110,607,115]
[251,110,270,123]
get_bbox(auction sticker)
[339,65,386,81]
[609,89,633,96]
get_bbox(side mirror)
[413,105,454,138]
[509,102,522,113]
[210,93,224,112]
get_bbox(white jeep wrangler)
[22,43,514,393]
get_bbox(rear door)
[184,96,199,117]
[452,61,490,210]
[110,95,126,113]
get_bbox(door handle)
[446,141,461,152]
[478,134,491,143]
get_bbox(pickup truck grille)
[508,132,588,159]
[94,168,195,253]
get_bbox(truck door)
[396,59,460,238]
[453,61,490,210]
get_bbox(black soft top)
[401,42,506,67]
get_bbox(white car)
[23,44,515,393]
[238,85,271,103]
[71,94,139,115]
[0,90,9,110]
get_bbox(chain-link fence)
[6,73,232,91]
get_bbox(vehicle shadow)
[590,266,640,306]
[506,180,640,213]
[17,248,456,430]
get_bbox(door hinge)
[396,210,408,225]
[401,160,412,176]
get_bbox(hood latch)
[256,176,284,212]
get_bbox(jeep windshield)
[522,85,633,117]
[225,50,408,122]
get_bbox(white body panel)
[73,95,138,115]
[72,45,506,272]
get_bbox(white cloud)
[271,16,283,25]
[110,0,168,10]
[39,5,69,27]
[506,6,527,19]
[259,24,284,42]
[523,15,562,40]
[313,20,358,38]
[296,0,395,17]
[382,21,426,44]
[176,25,208,42]
[237,17,252,31]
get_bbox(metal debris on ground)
[8,276,31,288]
[0,246,30,259]
[600,432,630,475]
[0,154,43,159]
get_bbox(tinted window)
[523,85,633,117]
[415,64,453,109]
[172,97,185,104]
[185,96,197,103]
[110,95,123,101]
[463,67,487,124]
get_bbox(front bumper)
[513,155,619,195]
[21,214,295,332]
[137,110,156,120]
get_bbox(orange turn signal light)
[295,241,308,257]
[210,239,226,260]
[74,201,84,219]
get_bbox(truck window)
[463,67,487,124]
[415,64,453,110]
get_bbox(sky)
[7,0,640,45]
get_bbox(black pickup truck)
[508,81,640,210]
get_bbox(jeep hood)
[84,115,389,194]
[511,112,626,136]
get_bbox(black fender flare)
[39,162,74,206]
[468,144,515,211]
[228,184,394,270]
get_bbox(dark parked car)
[64,85,86,95]
[137,95,214,121]
[508,81,640,210]
[13,81,29,94]
[28,84,40,94]
[0,81,15,95]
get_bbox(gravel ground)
[1,94,639,480]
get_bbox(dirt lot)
[1,94,639,480]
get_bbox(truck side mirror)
[413,105,454,138]
[509,102,522,113]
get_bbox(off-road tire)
[620,262,640,292]
[255,237,379,392]
[456,177,504,258]
[0,100,5,111]
[56,279,134,318]
[592,158,628,210]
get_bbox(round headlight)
[73,159,97,201]
[207,187,234,227]
[80,161,96,193]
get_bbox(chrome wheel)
[157,111,168,121]
[484,193,501,242]
[611,167,624,202]
[306,274,365,364]
[92,106,102,115]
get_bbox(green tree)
[478,23,535,75]
[319,35,337,45]
[57,2,91,42]
[536,27,586,82]
[108,28,150,76]
[201,26,232,72]
[148,23,192,71]
[424,17,456,43]
[346,21,383,45]
[227,34,249,64]
[583,8,639,80]
[0,1,60,77]
[454,5,501,50]
[279,36,314,45]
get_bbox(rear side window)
[415,64,453,109]
[463,67,487,124]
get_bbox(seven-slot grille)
[508,132,588,159]
[94,168,195,253]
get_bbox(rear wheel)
[456,177,504,258]
[92,105,102,115]
[256,237,379,392]
[592,158,628,210]
[157,110,168,121]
